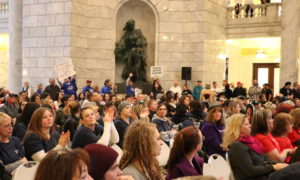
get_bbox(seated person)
[84,144,133,180]
[288,108,300,147]
[71,106,118,148]
[120,121,163,180]
[252,110,292,162]
[23,108,70,161]
[34,148,93,180]
[152,103,176,144]
[166,126,204,180]
[222,114,288,180]
[0,112,27,173]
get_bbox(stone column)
[280,0,300,86]
[8,0,22,93]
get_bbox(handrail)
[227,3,281,19]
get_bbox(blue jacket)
[100,86,112,94]
[82,86,94,94]
[62,79,77,95]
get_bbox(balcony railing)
[0,0,8,14]
[227,3,281,19]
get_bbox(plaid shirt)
[248,85,262,101]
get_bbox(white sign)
[150,66,163,78]
[54,59,76,81]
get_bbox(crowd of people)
[233,0,271,18]
[0,76,300,180]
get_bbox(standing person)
[44,78,61,101]
[170,80,182,95]
[126,73,135,96]
[115,101,133,148]
[262,83,273,101]
[58,76,77,96]
[101,79,116,94]
[248,79,262,102]
[23,107,70,161]
[245,0,254,17]
[71,106,119,148]
[201,105,226,157]
[151,78,164,99]
[280,82,293,97]
[120,121,163,180]
[181,84,192,96]
[234,0,242,18]
[224,84,233,100]
[222,114,288,180]
[233,82,247,98]
[82,80,94,94]
[0,94,18,120]
[192,80,203,101]
[0,113,27,173]
[36,83,43,95]
[21,81,32,98]
[166,126,204,180]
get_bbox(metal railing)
[227,3,281,19]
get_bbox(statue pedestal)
[116,82,152,95]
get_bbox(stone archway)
[115,0,156,83]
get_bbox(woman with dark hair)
[71,106,119,148]
[288,108,300,146]
[252,110,292,162]
[34,148,92,180]
[201,105,226,157]
[246,103,255,123]
[120,121,163,180]
[41,92,51,100]
[166,126,204,180]
[166,91,176,118]
[151,78,164,99]
[222,114,288,180]
[12,102,40,140]
[152,103,176,144]
[54,91,63,110]
[179,95,190,110]
[23,107,70,161]
[103,93,111,102]
[62,101,81,141]
[187,100,207,129]
[55,95,72,127]
[272,113,294,157]
[31,93,41,105]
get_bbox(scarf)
[239,135,264,155]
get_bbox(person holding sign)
[58,76,77,96]
[126,73,135,96]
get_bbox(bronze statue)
[115,19,147,82]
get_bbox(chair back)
[203,154,231,179]
[156,141,170,166]
[12,161,39,180]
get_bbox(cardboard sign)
[150,66,163,78]
[55,59,76,81]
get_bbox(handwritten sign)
[150,66,163,78]
[54,59,76,81]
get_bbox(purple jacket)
[201,122,226,157]
[166,155,203,180]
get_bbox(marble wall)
[22,0,72,89]
[21,0,227,91]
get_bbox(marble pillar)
[8,0,22,93]
[280,0,300,86]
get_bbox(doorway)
[253,63,280,94]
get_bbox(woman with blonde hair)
[222,114,288,180]
[131,101,149,122]
[227,101,241,118]
[120,121,163,180]
[288,108,300,146]
[252,110,292,162]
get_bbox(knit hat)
[84,144,118,180]
[118,101,131,114]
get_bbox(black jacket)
[228,142,275,180]
[233,87,247,97]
